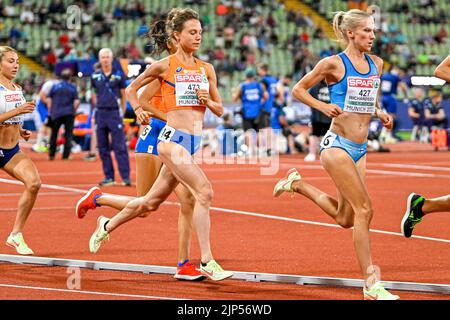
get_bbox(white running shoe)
[6,233,34,255]
[89,216,110,254]
[200,260,233,281]
[363,282,400,300]
[273,168,302,197]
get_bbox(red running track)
[0,142,449,300]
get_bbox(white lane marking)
[378,163,450,172]
[0,283,187,300]
[1,178,449,244]
[0,192,77,197]
[202,204,450,244]
[0,206,74,212]
[365,169,450,178]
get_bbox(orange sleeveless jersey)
[161,54,208,112]
[149,86,167,114]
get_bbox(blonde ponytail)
[332,10,373,45]
[332,11,347,45]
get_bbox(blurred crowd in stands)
[0,0,448,160]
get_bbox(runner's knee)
[196,183,213,206]
[180,192,196,214]
[141,199,160,213]
[25,177,41,194]
[126,197,158,214]
[336,203,354,229]
[336,216,354,229]
[353,202,373,223]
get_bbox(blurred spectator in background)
[47,69,80,160]
[19,4,34,24]
[233,68,267,156]
[348,0,368,11]
[257,62,280,156]
[304,80,331,161]
[434,24,448,44]
[91,48,130,186]
[380,65,409,142]
[32,75,60,153]
[424,90,448,130]
[127,39,142,60]
[3,2,18,17]
[49,0,66,14]
[408,87,428,142]
[137,18,149,37]
[216,1,229,16]
[9,26,22,48]
[271,77,297,155]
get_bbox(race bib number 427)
[344,76,379,114]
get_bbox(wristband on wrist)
[133,106,142,112]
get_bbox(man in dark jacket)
[47,69,80,160]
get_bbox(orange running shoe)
[76,186,102,219]
[174,261,205,281]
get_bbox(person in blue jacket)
[91,48,130,186]
[233,68,267,155]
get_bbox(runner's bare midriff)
[330,112,372,144]
[166,109,205,135]
[0,124,20,148]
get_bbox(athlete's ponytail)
[332,11,346,45]
[332,9,372,45]
[147,19,169,56]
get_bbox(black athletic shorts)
[311,122,329,137]
[243,118,260,132]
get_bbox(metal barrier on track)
[1,254,449,295]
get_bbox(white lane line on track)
[279,160,450,171]
[378,163,450,172]
[365,169,450,178]
[201,204,450,244]
[210,174,448,184]
[0,283,187,300]
[0,173,442,192]
[0,192,78,197]
[0,206,74,212]
[2,161,450,176]
[1,178,449,244]
[276,165,450,178]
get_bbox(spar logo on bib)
[348,77,379,88]
[175,74,203,83]
[5,94,23,103]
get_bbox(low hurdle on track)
[0,254,449,295]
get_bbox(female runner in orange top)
[88,8,233,281]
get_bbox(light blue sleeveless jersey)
[329,52,379,112]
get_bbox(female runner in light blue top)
[273,10,399,300]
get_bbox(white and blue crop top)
[0,83,26,125]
